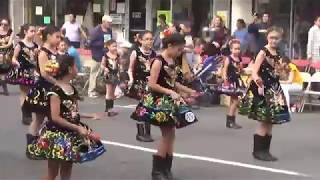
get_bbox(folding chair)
[292,59,310,72]
[299,72,320,112]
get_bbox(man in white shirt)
[307,16,320,62]
[61,14,87,48]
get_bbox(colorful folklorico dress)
[0,29,13,74]
[239,47,291,124]
[23,47,57,115]
[6,41,38,86]
[27,85,105,163]
[131,55,198,128]
[218,56,246,96]
[127,48,156,100]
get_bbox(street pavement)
[0,85,320,180]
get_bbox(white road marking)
[101,140,310,177]
[114,104,137,109]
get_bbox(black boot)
[252,134,274,161]
[0,80,9,96]
[144,122,154,142]
[22,106,32,125]
[165,154,177,180]
[105,99,112,112]
[105,99,118,117]
[25,134,43,160]
[152,155,168,180]
[265,135,278,161]
[226,115,242,129]
[136,123,151,142]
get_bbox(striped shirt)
[307,25,320,61]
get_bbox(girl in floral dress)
[131,31,198,180]
[23,26,61,159]
[128,30,157,142]
[6,24,39,125]
[221,39,244,129]
[27,55,105,180]
[101,40,120,117]
[239,26,290,161]
[0,18,13,95]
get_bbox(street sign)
[110,14,123,25]
[43,16,51,24]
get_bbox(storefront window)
[25,0,104,28]
[152,0,171,33]
[25,0,55,25]
[0,0,9,19]
[256,0,320,58]
[293,0,320,59]
[256,0,291,56]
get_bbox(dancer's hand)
[104,68,109,75]
[170,90,181,100]
[77,126,89,137]
[254,77,263,88]
[12,60,20,67]
[128,79,133,87]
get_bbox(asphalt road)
[0,85,319,180]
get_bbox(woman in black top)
[128,30,157,142]
[0,18,13,95]
[131,31,198,180]
[23,26,61,160]
[7,24,39,125]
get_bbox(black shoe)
[226,115,242,129]
[165,154,177,180]
[1,80,9,96]
[107,111,119,117]
[22,107,32,125]
[152,155,168,180]
[25,134,44,160]
[144,123,154,142]
[252,134,276,161]
[136,123,152,142]
[265,135,278,161]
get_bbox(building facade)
[4,0,320,58]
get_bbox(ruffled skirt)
[27,121,105,163]
[6,66,36,86]
[131,93,198,129]
[239,81,291,124]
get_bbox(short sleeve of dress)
[71,85,81,100]
[47,86,62,98]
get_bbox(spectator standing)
[0,18,13,96]
[153,14,168,51]
[61,14,87,48]
[88,15,113,98]
[257,13,272,51]
[209,16,230,47]
[233,19,249,54]
[307,16,320,62]
[247,13,260,57]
